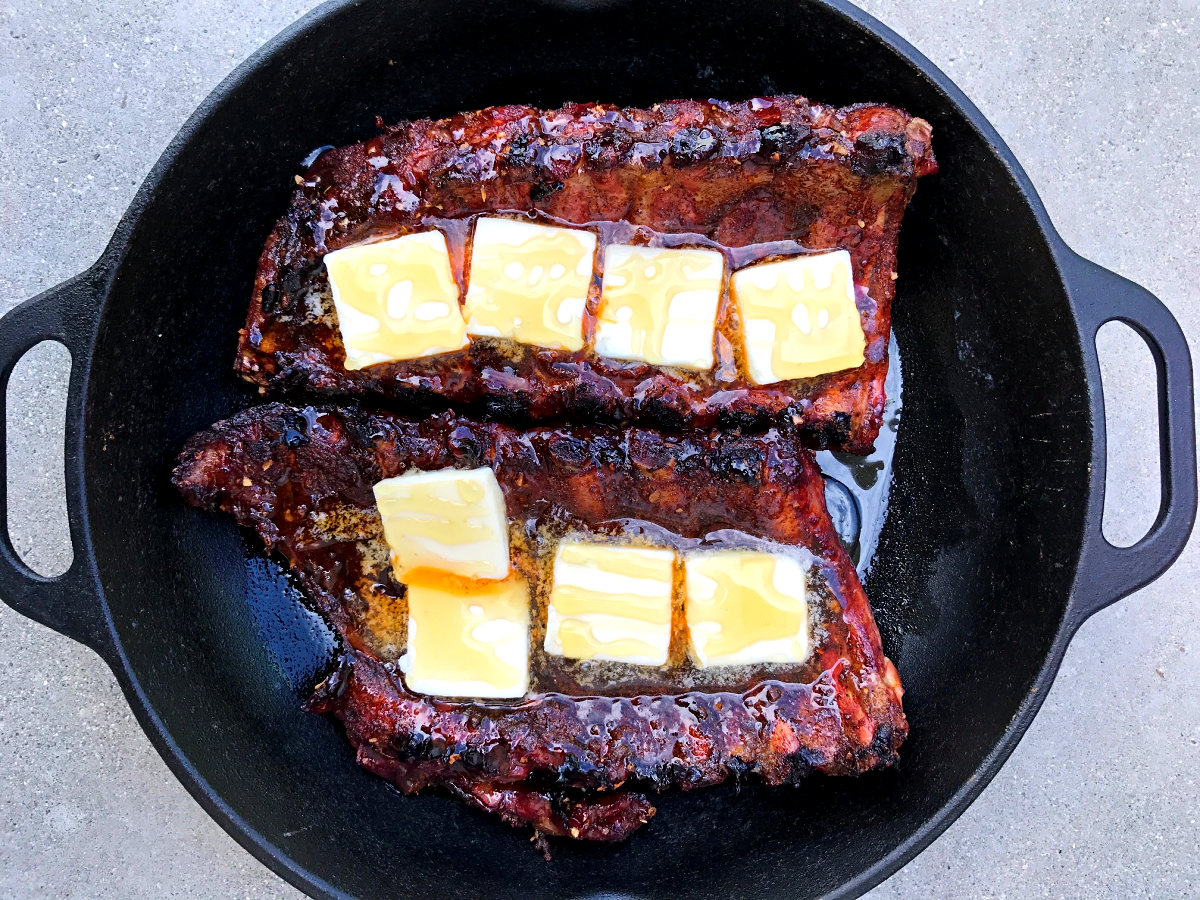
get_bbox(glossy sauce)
[241,360,903,698]
[817,332,903,574]
[237,335,902,700]
[242,552,340,694]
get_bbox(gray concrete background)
[0,0,1196,896]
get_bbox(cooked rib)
[351,747,656,842]
[237,96,935,453]
[173,403,906,839]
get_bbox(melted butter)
[464,217,596,351]
[730,250,865,384]
[684,550,810,668]
[402,570,530,699]
[555,620,664,663]
[594,245,724,370]
[324,231,467,369]
[544,541,675,666]
[372,467,509,581]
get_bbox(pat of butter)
[730,250,865,384]
[402,571,530,698]
[324,231,468,369]
[464,217,596,351]
[545,541,675,666]
[373,467,509,582]
[684,550,810,668]
[595,245,724,370]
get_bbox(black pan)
[0,1,1193,897]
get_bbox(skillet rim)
[1,0,1189,898]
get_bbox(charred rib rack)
[237,96,935,453]
[174,403,906,840]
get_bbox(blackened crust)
[237,96,935,453]
[173,403,906,840]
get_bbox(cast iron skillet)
[0,0,1194,897]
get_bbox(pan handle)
[1064,249,1197,629]
[0,266,113,659]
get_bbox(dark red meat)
[173,403,906,840]
[237,96,935,453]
[354,738,656,843]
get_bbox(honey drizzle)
[732,254,865,382]
[594,245,724,369]
[464,218,596,351]
[404,573,530,695]
[325,210,858,388]
[547,542,674,663]
[324,231,467,364]
[372,468,508,579]
[685,552,807,660]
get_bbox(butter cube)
[324,231,468,369]
[402,572,530,698]
[545,541,675,666]
[594,245,724,370]
[730,250,865,384]
[373,467,509,582]
[464,217,596,351]
[684,550,810,668]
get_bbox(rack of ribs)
[236,96,935,453]
[173,403,906,841]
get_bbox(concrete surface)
[0,0,1196,896]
